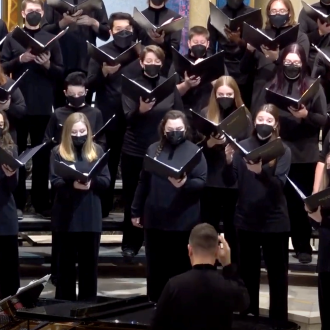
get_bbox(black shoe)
[122,249,135,263]
[36,209,51,219]
[17,209,23,220]
[298,252,312,264]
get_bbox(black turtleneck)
[44,104,105,149]
[223,134,291,233]
[122,71,184,157]
[1,26,64,116]
[50,143,110,232]
[87,40,142,121]
[131,139,207,231]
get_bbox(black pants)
[285,163,315,255]
[201,187,238,263]
[14,115,51,212]
[55,232,101,301]
[145,229,191,302]
[121,153,144,254]
[0,235,20,299]
[319,272,330,330]
[237,230,288,322]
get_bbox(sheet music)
[17,274,51,294]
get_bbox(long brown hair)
[206,76,246,124]
[0,110,14,154]
[59,112,98,162]
[0,65,7,86]
[320,153,330,192]
[154,110,190,159]
[265,0,296,29]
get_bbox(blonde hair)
[206,76,246,124]
[265,0,296,28]
[59,112,98,163]
[320,153,330,192]
[21,0,44,11]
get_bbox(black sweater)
[1,27,63,116]
[121,73,184,157]
[207,4,255,85]
[0,19,8,54]
[50,144,110,232]
[240,26,309,115]
[42,0,110,73]
[1,78,26,143]
[222,135,291,233]
[131,140,207,231]
[0,146,18,236]
[43,104,105,149]
[151,264,249,330]
[318,207,330,272]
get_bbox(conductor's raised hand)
[73,180,90,190]
[168,175,187,188]
[217,235,231,266]
[225,144,234,164]
[102,62,121,76]
[2,165,16,177]
[19,49,36,63]
[184,71,201,88]
[139,97,156,113]
[132,217,143,228]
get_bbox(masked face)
[165,130,185,145]
[216,97,235,113]
[283,64,301,79]
[150,0,164,6]
[269,14,289,28]
[190,44,207,58]
[113,30,133,49]
[227,0,244,10]
[144,64,161,77]
[71,135,87,148]
[66,95,86,108]
[255,124,274,140]
[25,11,42,26]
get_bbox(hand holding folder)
[47,0,103,15]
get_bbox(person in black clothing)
[151,223,249,330]
[0,110,20,299]
[298,0,330,71]
[176,26,214,114]
[266,43,327,263]
[131,110,207,302]
[42,0,110,107]
[306,156,330,330]
[199,76,252,263]
[121,45,184,260]
[87,12,139,217]
[240,0,309,115]
[135,0,182,77]
[0,19,8,55]
[207,0,256,108]
[223,104,291,324]
[50,112,110,301]
[1,0,64,218]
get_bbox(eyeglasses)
[283,61,302,67]
[269,9,289,15]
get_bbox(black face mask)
[0,128,3,137]
[191,44,207,58]
[166,131,185,145]
[25,11,42,26]
[72,135,87,148]
[269,14,289,29]
[227,0,244,10]
[256,124,274,140]
[283,64,301,79]
[144,64,161,77]
[67,95,85,108]
[150,0,164,6]
[217,97,235,113]
[113,30,133,49]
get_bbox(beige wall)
[189,0,216,28]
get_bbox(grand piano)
[0,277,300,330]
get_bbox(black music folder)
[87,41,141,66]
[47,0,103,15]
[133,7,186,34]
[265,76,320,110]
[171,48,225,85]
[93,115,115,139]
[144,148,203,180]
[121,73,177,105]
[0,69,29,102]
[286,176,330,210]
[313,44,330,63]
[302,1,330,24]
[242,23,299,51]
[54,149,109,184]
[0,35,7,47]
[0,143,46,170]
[209,2,262,38]
[189,105,248,137]
[226,135,285,164]
[12,26,69,55]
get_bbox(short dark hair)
[64,72,86,90]
[189,26,210,40]
[189,224,218,254]
[108,12,134,30]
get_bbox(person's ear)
[85,89,88,95]
[187,40,192,49]
[109,29,113,36]
[206,41,210,49]
[140,60,144,69]
[63,90,67,96]
[40,10,44,18]
[21,11,26,18]
[188,244,193,257]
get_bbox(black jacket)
[0,19,8,54]
[121,73,184,157]
[318,207,330,272]
[42,0,110,73]
[50,144,110,233]
[131,140,207,231]
[0,146,18,236]
[240,26,309,115]
[151,263,249,330]
[223,135,291,233]
[1,27,63,116]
